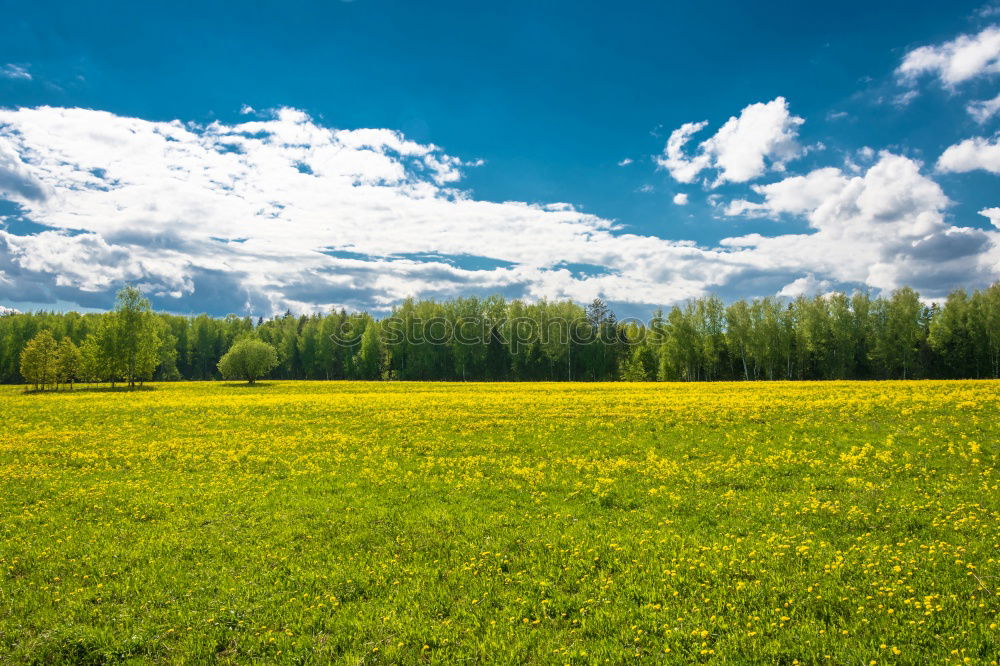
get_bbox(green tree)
[55,338,82,389]
[619,322,656,381]
[659,304,701,381]
[872,287,925,379]
[354,318,384,380]
[928,289,974,377]
[92,314,124,386]
[697,296,725,380]
[726,300,753,380]
[189,314,221,380]
[970,283,1000,378]
[119,287,161,388]
[826,293,856,379]
[4,282,1000,385]
[78,336,103,386]
[585,298,617,381]
[850,291,874,379]
[217,338,279,384]
[19,330,59,390]
[154,318,182,381]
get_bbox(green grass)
[0,380,997,664]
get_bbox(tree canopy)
[7,282,1000,387]
[18,329,58,390]
[217,338,279,384]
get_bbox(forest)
[2,282,999,385]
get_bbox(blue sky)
[1,0,999,316]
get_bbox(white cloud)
[3,230,171,293]
[672,193,689,205]
[0,137,48,202]
[0,107,996,314]
[726,167,848,218]
[617,158,633,166]
[893,89,920,107]
[657,97,804,187]
[967,93,1000,123]
[0,64,31,81]
[844,146,877,175]
[0,106,747,313]
[0,304,20,315]
[981,207,1000,228]
[897,26,1000,87]
[723,152,1000,293]
[657,120,711,183]
[778,274,832,298]
[937,136,1000,174]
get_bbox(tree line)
[3,282,999,387]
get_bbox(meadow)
[0,381,997,664]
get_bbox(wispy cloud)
[0,64,31,81]
[978,4,1000,19]
[967,92,1000,122]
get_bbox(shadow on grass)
[20,384,158,395]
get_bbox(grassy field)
[0,381,997,664]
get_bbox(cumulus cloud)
[723,152,1000,294]
[724,167,847,217]
[981,207,1000,228]
[0,106,751,313]
[657,97,804,187]
[0,107,996,314]
[657,121,711,183]
[778,274,832,298]
[617,158,633,166]
[672,193,689,205]
[937,136,1000,174]
[0,64,31,81]
[0,138,48,202]
[897,26,1000,87]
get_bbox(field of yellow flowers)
[0,381,997,663]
